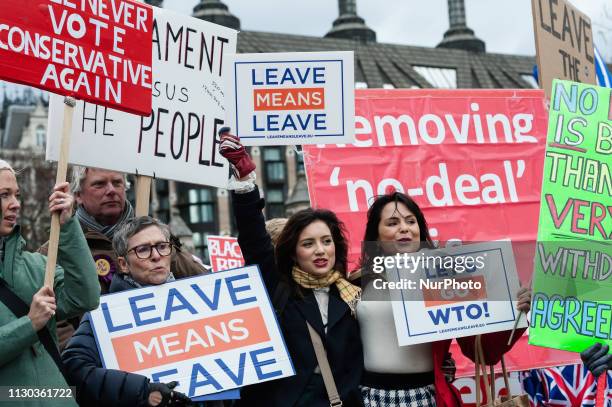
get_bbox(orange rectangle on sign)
[253,87,325,111]
[422,275,487,307]
[112,308,270,371]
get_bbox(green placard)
[529,79,612,353]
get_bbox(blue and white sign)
[384,241,526,346]
[223,51,355,146]
[89,266,294,399]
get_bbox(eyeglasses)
[127,242,173,259]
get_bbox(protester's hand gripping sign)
[46,8,236,188]
[380,242,526,345]
[529,80,612,353]
[1,0,153,115]
[223,51,355,146]
[207,235,245,272]
[90,266,294,398]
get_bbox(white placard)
[90,266,295,398]
[223,51,355,146]
[383,241,527,346]
[46,8,237,188]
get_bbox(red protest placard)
[206,235,245,272]
[0,0,153,115]
[303,88,581,374]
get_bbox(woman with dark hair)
[359,193,434,276]
[357,192,531,407]
[219,129,363,407]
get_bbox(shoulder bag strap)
[306,321,343,407]
[0,278,68,380]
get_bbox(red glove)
[218,127,256,178]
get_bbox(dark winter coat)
[232,187,364,407]
[0,217,99,407]
[61,274,151,407]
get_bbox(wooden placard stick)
[476,335,493,405]
[135,175,152,217]
[126,1,152,219]
[507,311,524,346]
[501,356,511,401]
[44,97,76,288]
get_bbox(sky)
[1,0,610,101]
[162,0,611,59]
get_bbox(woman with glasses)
[62,216,192,407]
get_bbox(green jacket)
[0,217,99,407]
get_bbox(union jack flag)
[520,364,612,407]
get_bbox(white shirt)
[357,288,433,373]
[312,287,330,375]
[313,287,330,333]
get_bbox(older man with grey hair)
[41,166,136,293]
[62,216,192,407]
[70,166,132,238]
[51,165,209,290]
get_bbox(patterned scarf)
[122,271,176,288]
[75,201,134,239]
[292,266,361,315]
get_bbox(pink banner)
[303,89,581,374]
